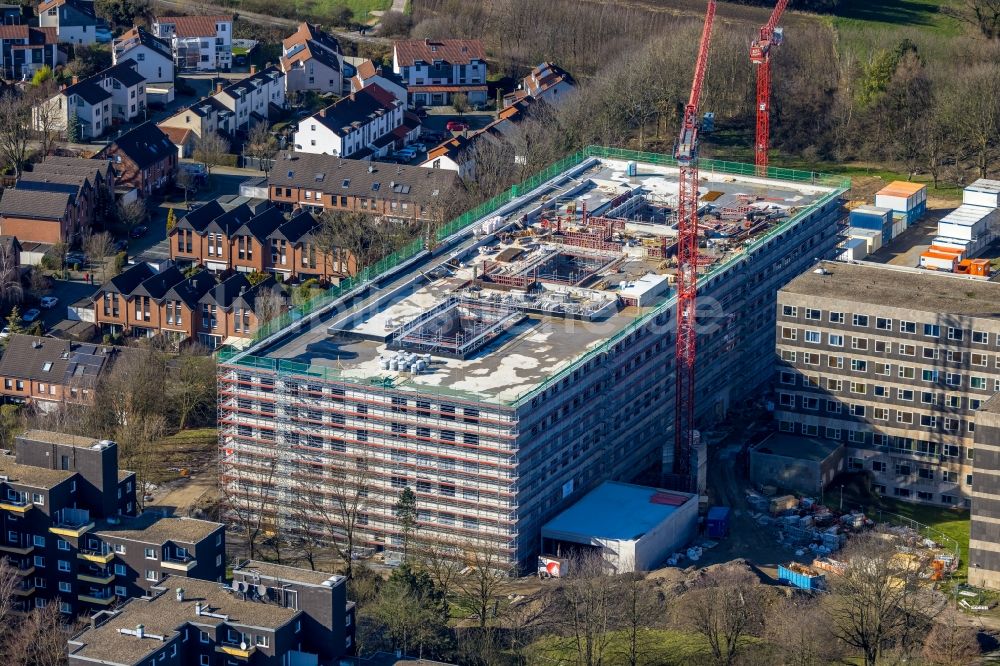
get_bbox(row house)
[152,14,232,71]
[0,25,61,81]
[350,58,408,105]
[97,121,176,196]
[67,564,353,666]
[0,335,116,409]
[392,38,487,107]
[37,0,106,46]
[0,429,225,617]
[293,83,417,159]
[213,65,286,135]
[35,59,147,140]
[280,21,347,96]
[92,261,285,347]
[0,156,114,244]
[268,151,459,223]
[157,94,234,157]
[171,200,355,282]
[112,26,174,83]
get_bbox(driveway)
[37,280,98,331]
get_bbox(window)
[922,369,938,382]
[897,388,914,401]
[920,415,937,428]
[947,350,963,363]
[900,321,916,333]
[804,308,821,320]
[876,317,892,330]
[973,330,989,344]
[115,564,125,575]
[894,488,911,498]
[897,411,913,424]
[946,373,962,387]
[971,376,988,389]
[942,470,958,483]
[805,330,820,343]
[874,385,888,397]
[781,327,796,341]
[146,570,159,582]
[872,461,886,472]
[899,344,915,356]
[874,407,888,421]
[853,314,869,327]
[144,548,157,560]
[33,535,45,547]
[850,382,867,394]
[114,544,126,554]
[922,347,939,360]
[898,366,915,379]
[57,539,69,551]
[828,356,844,369]
[829,311,844,323]
[829,334,844,347]
[826,378,842,391]
[972,353,988,366]
[781,350,796,362]
[58,560,70,572]
[948,327,963,341]
[255,635,270,647]
[59,581,71,593]
[924,324,940,337]
[826,400,842,414]
[874,340,890,353]
[851,359,867,372]
[849,404,865,417]
[780,371,796,385]
[803,397,819,410]
[875,362,891,376]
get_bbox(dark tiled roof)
[218,66,283,101]
[282,22,340,57]
[204,203,253,236]
[0,188,70,220]
[310,84,399,137]
[64,78,110,106]
[103,58,145,87]
[133,264,186,300]
[176,200,224,233]
[100,122,174,170]
[154,14,231,38]
[113,26,171,60]
[200,272,251,309]
[394,38,485,67]
[162,269,216,308]
[0,334,116,386]
[234,275,283,311]
[233,206,284,242]
[101,261,156,295]
[269,209,319,244]
[269,151,459,204]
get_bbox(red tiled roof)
[406,84,487,93]
[394,39,485,67]
[156,15,232,38]
[0,25,28,40]
[158,125,194,147]
[355,59,376,79]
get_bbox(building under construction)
[217,149,848,570]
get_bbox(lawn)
[295,0,390,22]
[530,630,715,666]
[829,0,963,37]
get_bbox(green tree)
[30,65,52,87]
[451,92,469,116]
[66,111,81,143]
[95,0,150,29]
[246,270,269,286]
[166,207,177,232]
[370,563,451,658]
[395,486,417,560]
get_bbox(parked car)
[410,142,427,153]
[446,120,469,132]
[65,251,87,267]
[394,148,417,160]
[113,239,129,253]
[21,308,40,323]
[0,326,10,338]
[39,296,58,309]
[129,225,149,239]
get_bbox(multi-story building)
[268,151,459,223]
[37,0,106,46]
[219,150,847,570]
[152,14,232,71]
[280,21,346,96]
[112,26,174,84]
[392,38,487,107]
[35,59,147,139]
[772,260,1000,508]
[970,394,1000,590]
[66,563,354,665]
[0,25,61,80]
[0,155,114,244]
[97,122,176,197]
[350,59,408,105]
[293,84,416,159]
[157,95,234,147]
[0,335,118,408]
[213,66,286,135]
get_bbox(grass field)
[295,0,390,22]
[830,0,963,37]
[530,630,716,666]
[149,428,218,484]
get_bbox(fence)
[217,145,849,406]
[876,509,963,562]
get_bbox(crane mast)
[751,0,789,177]
[672,0,717,492]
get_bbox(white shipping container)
[874,194,910,213]
[920,253,957,271]
[840,238,868,261]
[892,218,906,239]
[848,227,882,253]
[964,179,1000,208]
[937,204,998,241]
[938,222,980,241]
[932,236,971,252]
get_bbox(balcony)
[161,555,197,572]
[77,548,114,564]
[78,568,115,585]
[0,542,33,555]
[78,591,116,606]
[50,508,94,538]
[0,499,32,514]
[12,580,35,596]
[216,643,256,659]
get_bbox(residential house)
[97,122,176,196]
[392,38,487,107]
[152,14,232,71]
[0,25,61,81]
[420,133,474,180]
[112,26,174,83]
[157,94,234,151]
[0,156,114,244]
[349,58,407,105]
[212,66,286,135]
[0,5,22,24]
[35,59,147,140]
[280,21,345,95]
[37,0,106,46]
[0,335,116,408]
[293,83,415,159]
[269,151,458,222]
[503,62,576,109]
[268,209,357,282]
[197,272,286,348]
[66,565,354,665]
[169,200,255,272]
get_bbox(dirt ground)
[148,472,220,518]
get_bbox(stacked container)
[847,227,882,254]
[963,178,1000,208]
[849,205,892,243]
[875,181,927,226]
[840,237,868,261]
[936,204,998,257]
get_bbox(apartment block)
[773,260,1000,507]
[970,394,1000,589]
[392,38,487,107]
[213,66,286,134]
[112,26,174,83]
[293,84,414,159]
[66,565,354,665]
[152,15,232,71]
[0,25,61,81]
[97,122,176,197]
[0,335,118,408]
[35,59,147,139]
[220,152,846,570]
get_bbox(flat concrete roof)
[753,432,842,462]
[255,157,838,403]
[541,481,695,543]
[782,259,1000,316]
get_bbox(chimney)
[319,107,325,117]
[176,588,184,602]
[71,75,79,85]
[135,624,144,639]
[194,602,202,616]
[250,64,257,74]
[216,81,224,93]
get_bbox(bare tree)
[0,90,32,177]
[417,541,465,599]
[194,131,230,180]
[765,595,842,666]
[3,599,74,666]
[824,533,929,666]
[27,81,62,159]
[252,285,287,328]
[0,559,22,644]
[549,550,618,666]
[166,347,216,429]
[222,453,277,560]
[453,543,512,629]
[175,167,195,208]
[680,563,770,666]
[0,237,22,307]
[921,612,981,665]
[950,61,1000,178]
[616,569,660,666]
[245,122,278,176]
[951,0,1000,38]
[84,231,115,282]
[115,199,147,236]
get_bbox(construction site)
[217,151,847,569]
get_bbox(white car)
[40,296,58,309]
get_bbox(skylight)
[42,362,52,372]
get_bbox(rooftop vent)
[813,267,830,275]
[176,588,184,602]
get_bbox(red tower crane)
[751,0,789,177]
[673,0,717,492]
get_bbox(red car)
[446,120,469,132]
